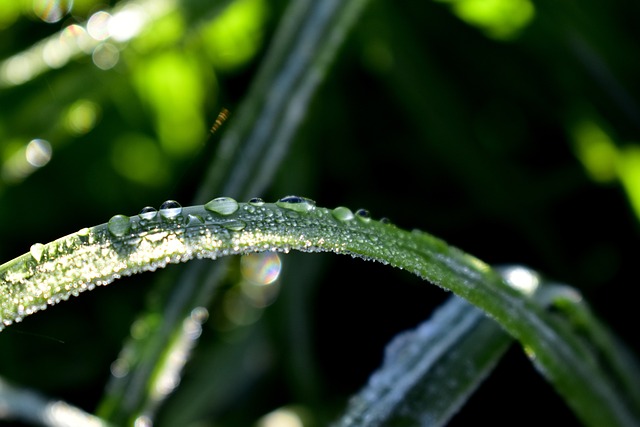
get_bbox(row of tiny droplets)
[103,195,393,238]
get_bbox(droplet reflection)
[240,252,282,285]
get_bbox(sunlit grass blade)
[1,200,639,426]
[334,295,512,427]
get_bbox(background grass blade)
[333,295,512,427]
[0,377,111,427]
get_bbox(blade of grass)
[333,295,512,427]
[1,200,638,426]
[0,376,112,427]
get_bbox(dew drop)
[355,209,371,222]
[159,200,182,220]
[276,195,316,213]
[204,197,239,215]
[30,243,45,262]
[380,217,392,225]
[138,206,158,221]
[332,206,355,222]
[77,227,90,236]
[108,214,131,237]
[186,214,205,226]
[222,220,247,231]
[248,197,265,206]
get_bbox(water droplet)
[77,227,90,236]
[138,206,158,221]
[222,220,247,231]
[108,214,131,237]
[204,197,239,215]
[248,197,265,206]
[190,307,209,323]
[331,206,355,222]
[355,209,371,222]
[275,195,316,213]
[186,214,204,226]
[30,243,44,262]
[380,217,392,225]
[498,265,540,296]
[159,200,182,220]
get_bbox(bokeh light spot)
[616,146,640,220]
[439,0,535,40]
[42,38,71,68]
[60,24,93,53]
[240,252,282,285]
[201,0,266,70]
[111,133,168,186]
[572,120,619,183]
[108,6,146,42]
[65,99,100,135]
[33,0,73,24]
[92,43,119,70]
[87,11,111,41]
[25,139,53,168]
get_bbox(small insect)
[210,108,230,135]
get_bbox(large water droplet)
[108,214,131,237]
[248,197,265,206]
[222,220,247,231]
[138,206,158,221]
[275,195,316,213]
[204,197,239,215]
[332,206,355,222]
[498,265,540,296]
[355,209,371,222]
[159,200,182,220]
[30,243,45,262]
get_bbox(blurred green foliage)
[1,0,639,425]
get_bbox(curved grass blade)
[1,200,638,426]
[333,295,512,427]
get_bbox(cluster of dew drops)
[105,195,394,238]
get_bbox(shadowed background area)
[0,0,638,425]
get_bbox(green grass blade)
[333,295,512,427]
[1,200,639,426]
